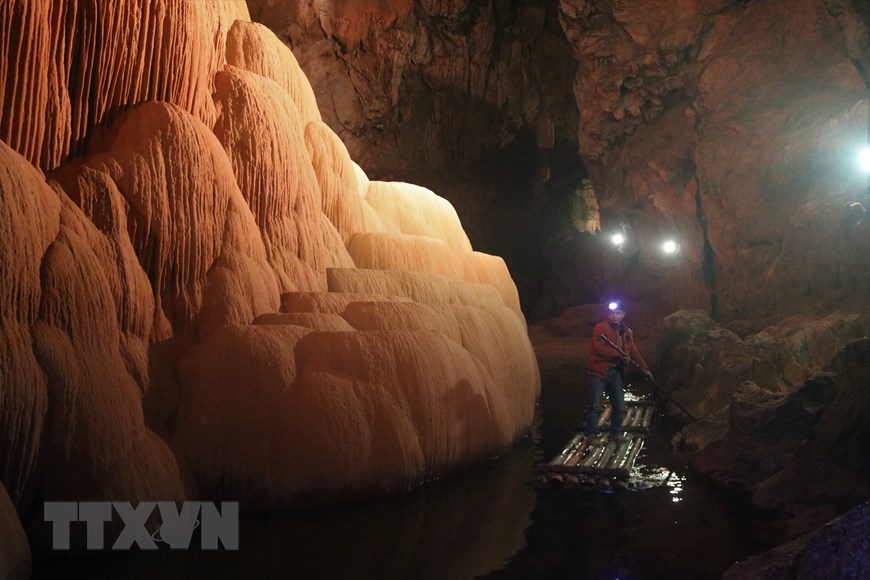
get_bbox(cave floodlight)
[610,232,625,246]
[662,239,679,254]
[860,147,870,173]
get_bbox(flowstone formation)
[0,1,541,553]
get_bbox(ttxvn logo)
[44,501,239,550]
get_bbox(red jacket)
[587,320,649,379]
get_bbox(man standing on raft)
[585,300,652,443]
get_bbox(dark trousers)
[585,367,626,436]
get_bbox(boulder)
[692,338,869,535]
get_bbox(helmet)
[607,300,625,312]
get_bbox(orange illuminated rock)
[253,312,355,332]
[342,302,540,436]
[348,232,466,279]
[0,482,30,580]
[173,324,313,503]
[1,139,187,511]
[342,301,463,341]
[0,141,58,508]
[319,213,356,269]
[280,291,413,314]
[459,252,523,321]
[174,323,514,507]
[365,181,473,253]
[225,20,322,126]
[0,0,249,172]
[304,120,397,241]
[73,101,281,336]
[213,65,327,293]
[47,430,190,504]
[0,1,539,514]
[328,268,507,313]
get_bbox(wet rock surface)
[723,500,870,580]
[657,310,869,535]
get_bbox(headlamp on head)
[608,301,624,312]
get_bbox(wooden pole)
[549,433,584,466]
[622,436,645,473]
[594,441,618,468]
[607,439,633,469]
[597,405,612,429]
[597,333,697,421]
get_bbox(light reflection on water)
[629,464,673,490]
[632,463,687,502]
[667,471,686,503]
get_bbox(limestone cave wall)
[561,0,870,324]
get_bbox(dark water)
[33,375,780,579]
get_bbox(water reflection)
[667,471,686,503]
[629,464,673,490]
[34,375,777,579]
[33,440,539,580]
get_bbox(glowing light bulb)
[662,239,678,254]
[611,233,625,245]
[860,147,870,173]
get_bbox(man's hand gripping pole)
[597,334,697,421]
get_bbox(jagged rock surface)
[559,0,870,320]
[251,0,578,179]
[659,310,869,534]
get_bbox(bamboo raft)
[536,399,654,489]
